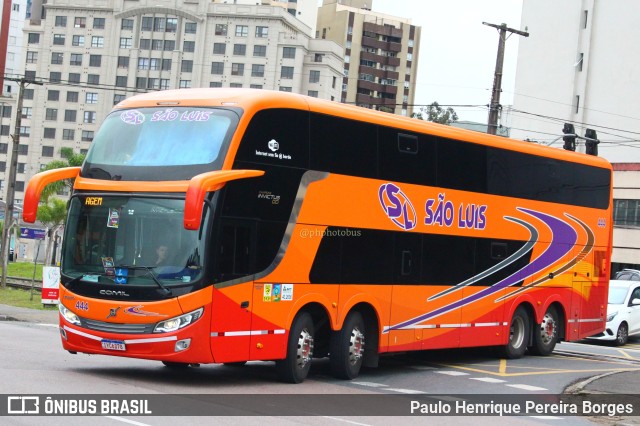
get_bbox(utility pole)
[1,77,42,287]
[483,22,529,135]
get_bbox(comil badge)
[378,183,417,231]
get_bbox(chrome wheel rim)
[296,328,314,368]
[510,316,525,348]
[539,312,557,345]
[348,327,365,365]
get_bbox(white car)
[589,280,640,346]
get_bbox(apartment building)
[3,0,342,205]
[212,0,319,33]
[612,164,640,274]
[317,0,420,116]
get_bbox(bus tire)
[502,306,530,359]
[275,312,314,383]
[330,311,366,380]
[529,306,559,356]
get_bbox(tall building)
[316,0,420,116]
[5,0,343,205]
[212,0,319,34]
[612,164,640,273]
[509,0,640,163]
[509,0,640,274]
[1,0,28,95]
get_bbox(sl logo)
[378,183,417,231]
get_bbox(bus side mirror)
[183,169,264,231]
[22,167,81,223]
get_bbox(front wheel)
[502,306,530,359]
[529,306,559,356]
[614,323,629,346]
[330,312,366,380]
[275,312,314,383]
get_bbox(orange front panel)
[210,283,253,363]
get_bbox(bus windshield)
[82,107,238,181]
[61,195,206,288]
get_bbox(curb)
[565,369,633,394]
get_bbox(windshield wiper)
[63,273,104,291]
[117,265,172,296]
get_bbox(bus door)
[390,233,464,351]
[210,218,256,363]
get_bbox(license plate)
[101,339,126,351]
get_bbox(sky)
[326,0,524,123]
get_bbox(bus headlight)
[59,304,81,326]
[154,308,203,333]
[606,312,618,322]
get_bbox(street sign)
[20,227,46,240]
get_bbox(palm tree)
[36,148,85,265]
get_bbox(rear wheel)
[275,312,314,383]
[530,306,559,356]
[614,323,629,346]
[502,306,530,359]
[330,312,366,380]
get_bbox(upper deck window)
[83,107,238,181]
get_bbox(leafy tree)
[39,148,85,202]
[37,198,67,265]
[36,148,85,265]
[412,102,459,125]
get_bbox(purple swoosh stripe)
[385,208,578,332]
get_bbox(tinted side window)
[422,233,475,285]
[236,108,309,169]
[225,163,305,222]
[378,127,437,186]
[310,113,377,178]
[437,137,488,193]
[487,148,610,209]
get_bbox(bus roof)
[115,88,612,171]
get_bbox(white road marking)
[506,384,548,391]
[386,388,424,394]
[351,381,388,388]
[469,377,507,383]
[435,370,470,376]
[105,416,152,426]
[323,416,372,426]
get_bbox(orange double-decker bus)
[23,89,613,383]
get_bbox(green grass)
[0,262,49,310]
[0,286,56,310]
[1,262,43,280]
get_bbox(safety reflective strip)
[64,325,102,341]
[386,322,505,331]
[568,318,603,323]
[63,325,177,344]
[474,322,502,327]
[211,329,286,337]
[124,336,177,344]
